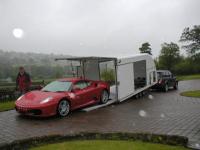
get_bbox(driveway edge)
[0,132,188,150]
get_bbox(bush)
[100,69,115,85]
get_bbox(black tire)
[142,91,146,96]
[100,90,109,104]
[57,100,70,117]
[163,84,169,92]
[135,94,139,99]
[139,92,143,97]
[174,82,178,90]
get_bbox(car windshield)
[42,81,72,92]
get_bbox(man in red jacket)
[16,67,31,95]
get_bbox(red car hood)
[15,90,68,107]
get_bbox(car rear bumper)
[15,103,57,117]
[151,83,165,89]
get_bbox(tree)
[158,42,180,72]
[180,25,200,56]
[139,42,152,55]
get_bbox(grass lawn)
[31,140,188,150]
[180,90,200,98]
[0,101,15,112]
[177,74,200,81]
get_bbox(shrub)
[100,69,115,85]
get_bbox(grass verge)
[31,140,188,150]
[177,74,200,81]
[180,90,200,98]
[0,101,15,112]
[0,133,188,150]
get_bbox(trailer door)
[117,63,134,100]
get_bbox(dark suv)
[152,70,178,92]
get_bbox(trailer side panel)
[117,63,134,100]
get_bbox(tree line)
[0,51,71,82]
[139,25,200,75]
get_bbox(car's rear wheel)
[100,90,109,104]
[174,82,178,90]
[164,84,169,92]
[57,100,70,117]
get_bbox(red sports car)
[15,78,110,117]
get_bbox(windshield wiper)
[54,91,65,92]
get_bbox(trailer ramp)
[81,89,117,112]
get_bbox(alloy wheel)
[58,100,70,117]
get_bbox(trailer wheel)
[135,94,139,99]
[142,91,145,96]
[139,92,143,97]
[100,90,109,104]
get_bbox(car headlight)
[40,97,53,104]
[17,95,24,101]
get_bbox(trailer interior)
[133,60,147,90]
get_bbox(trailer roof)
[55,54,151,62]
[55,56,117,62]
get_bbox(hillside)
[0,50,71,81]
[0,50,71,66]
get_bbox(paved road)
[0,80,200,148]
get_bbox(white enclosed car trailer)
[55,54,157,110]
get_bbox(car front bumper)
[15,103,57,117]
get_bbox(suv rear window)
[157,72,164,79]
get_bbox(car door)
[72,81,89,107]
[166,71,172,87]
[83,81,100,102]
[163,71,170,84]
[167,71,173,87]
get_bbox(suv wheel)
[174,82,178,90]
[164,84,169,92]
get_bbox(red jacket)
[16,72,31,91]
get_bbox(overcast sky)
[0,0,200,57]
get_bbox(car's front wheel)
[100,90,109,104]
[57,100,70,117]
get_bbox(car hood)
[15,90,69,106]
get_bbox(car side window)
[157,72,163,79]
[164,71,169,77]
[85,81,92,86]
[165,72,168,77]
[168,72,172,78]
[74,81,88,89]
